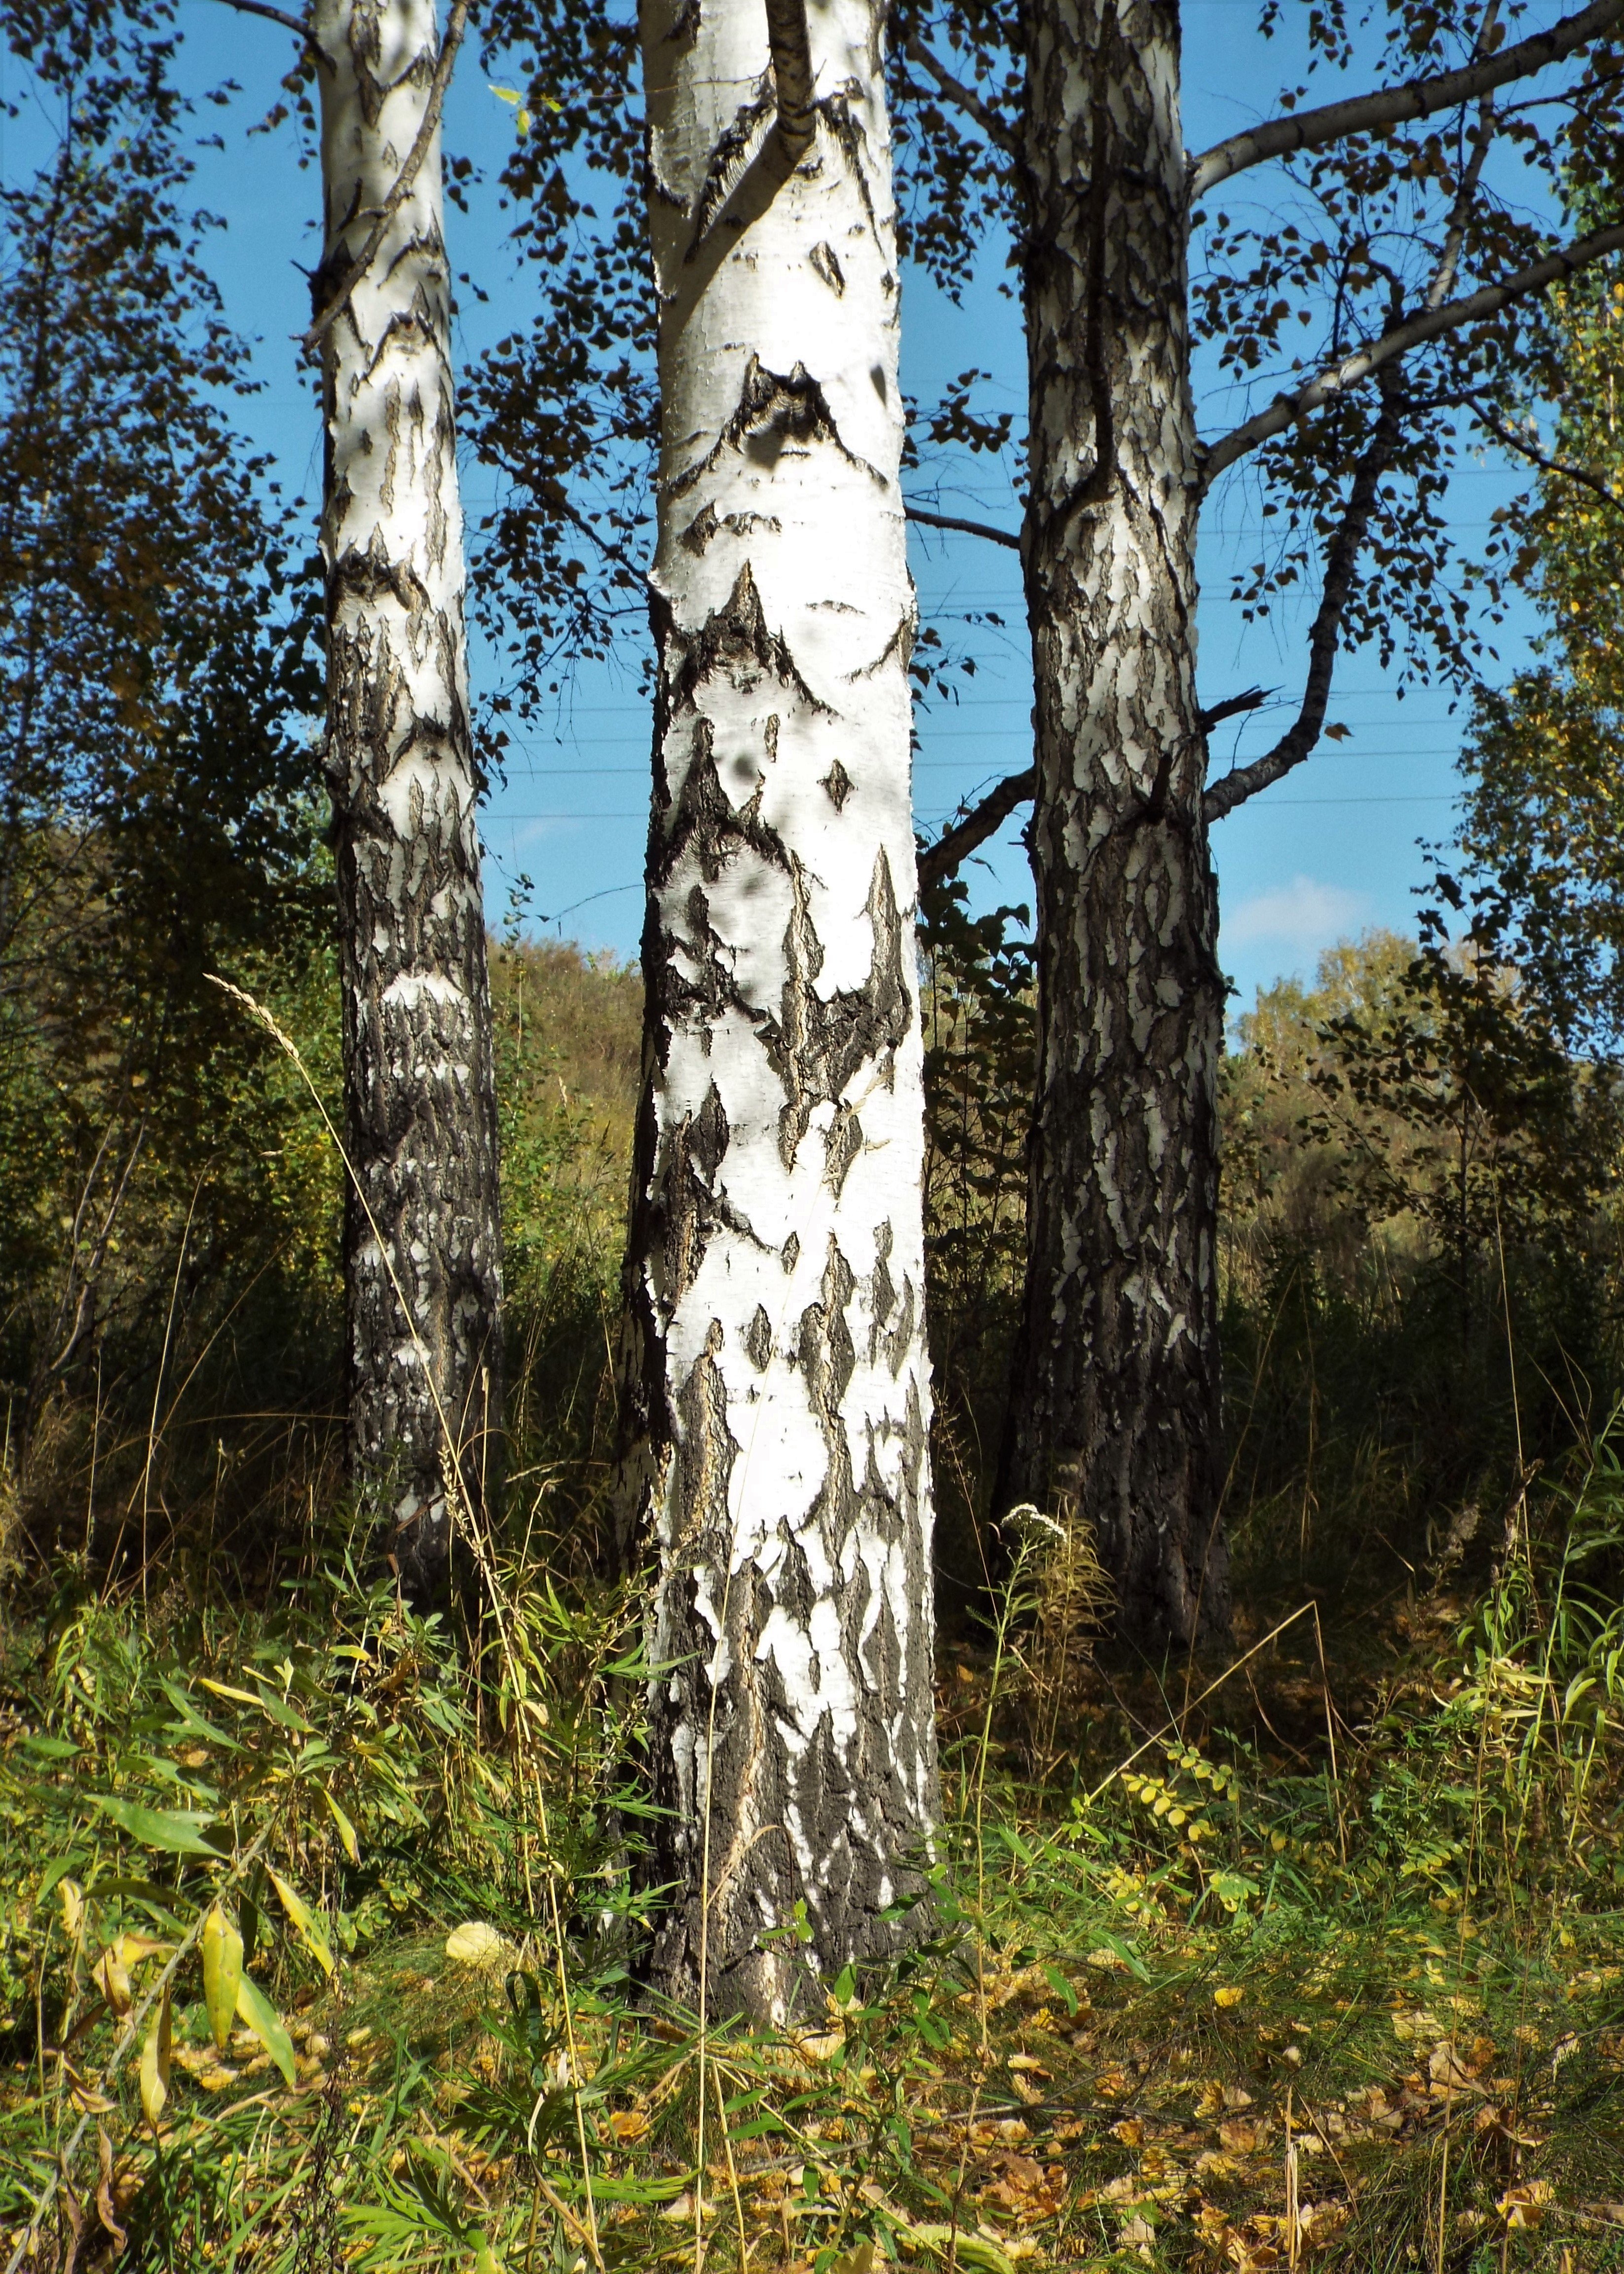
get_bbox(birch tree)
[619,0,939,2020]
[890,0,1624,1646]
[310,0,501,1602]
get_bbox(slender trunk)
[622,0,939,2023]
[995,0,1231,1650]
[313,0,501,1602]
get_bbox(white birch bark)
[623,0,939,2023]
[313,0,501,1601]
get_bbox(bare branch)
[906,502,1021,550]
[918,769,1034,890]
[1203,686,1272,730]
[303,0,469,358]
[210,0,325,55]
[1189,0,1624,196]
[1426,1,1500,308]
[916,693,1275,888]
[1462,391,1624,511]
[1199,219,1624,487]
[765,0,816,163]
[1204,370,1405,824]
[902,32,1019,157]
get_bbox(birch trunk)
[995,0,1231,1649]
[313,0,501,1602]
[623,0,939,2023]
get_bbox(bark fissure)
[624,0,938,2021]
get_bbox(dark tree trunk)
[994,0,1231,1650]
[315,0,502,1602]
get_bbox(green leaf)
[234,1971,296,2085]
[89,1795,224,1857]
[1042,1963,1078,2016]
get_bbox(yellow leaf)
[139,1995,171,2131]
[1214,1985,1244,2009]
[323,1790,360,1865]
[202,1905,243,2053]
[270,1871,335,1976]
[93,1944,132,2016]
[446,1921,508,1968]
[57,1878,84,1940]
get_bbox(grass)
[3,1445,1624,2274]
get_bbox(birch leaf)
[139,1994,171,2131]
[201,1905,243,2052]
[323,1789,360,1864]
[270,1869,335,1975]
[234,1972,296,2085]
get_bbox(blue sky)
[2,1,1550,1012]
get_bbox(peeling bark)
[623,0,939,2022]
[995,0,1230,1650]
[313,0,501,1602]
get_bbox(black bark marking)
[669,355,885,500]
[781,1231,800,1274]
[746,1304,773,1370]
[760,850,910,1170]
[845,610,914,680]
[672,1323,736,1552]
[798,1236,859,1543]
[661,1080,728,1309]
[653,713,792,888]
[809,240,845,294]
[684,75,776,255]
[821,758,853,811]
[825,1102,863,1197]
[652,882,756,1059]
[868,1221,896,1364]
[883,1272,915,1380]
[679,501,784,554]
[665,562,827,721]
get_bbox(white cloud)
[1223,873,1368,953]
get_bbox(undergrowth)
[4,1445,1624,2272]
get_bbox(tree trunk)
[994,0,1231,1651]
[313,0,501,1603]
[621,0,939,2023]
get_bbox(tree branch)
[1189,0,1624,196]
[916,692,1272,888]
[1203,686,1272,730]
[918,769,1035,891]
[1204,370,1405,824]
[1199,219,1624,486]
[902,32,1019,156]
[1461,390,1624,512]
[1426,0,1500,308]
[906,503,1021,550]
[211,0,324,55]
[302,0,469,357]
[765,0,816,163]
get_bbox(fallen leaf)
[1214,1986,1244,2009]
[446,1921,509,1968]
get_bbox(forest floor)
[2,1491,1623,2274]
